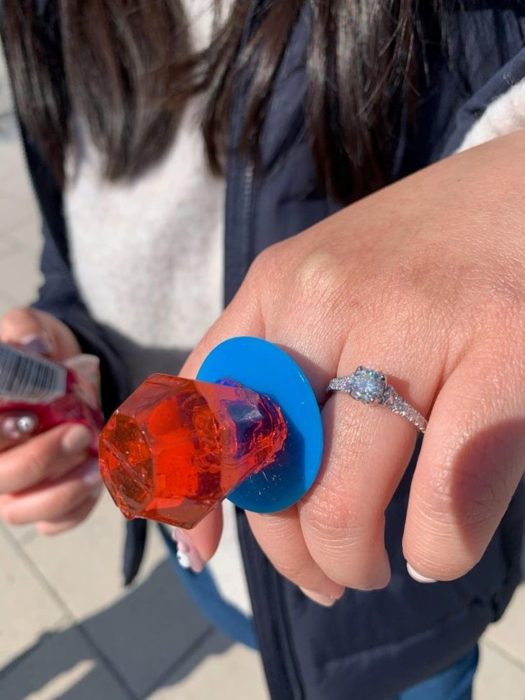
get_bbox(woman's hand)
[0,308,102,535]
[178,131,525,604]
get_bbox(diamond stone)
[349,367,386,403]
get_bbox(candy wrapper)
[0,342,103,447]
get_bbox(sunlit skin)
[181,132,525,602]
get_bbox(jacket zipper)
[226,3,304,699]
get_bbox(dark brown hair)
[1,1,444,202]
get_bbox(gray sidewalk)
[0,60,267,699]
[0,52,524,700]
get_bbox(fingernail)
[171,528,204,573]
[82,460,102,486]
[19,333,54,356]
[62,425,93,455]
[299,587,338,607]
[63,354,100,385]
[406,563,437,584]
[1,413,38,439]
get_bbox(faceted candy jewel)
[99,374,287,528]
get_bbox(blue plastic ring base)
[197,337,323,514]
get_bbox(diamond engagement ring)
[327,367,427,433]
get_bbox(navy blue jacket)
[4,2,525,698]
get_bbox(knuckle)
[381,259,449,333]
[302,484,390,590]
[408,466,502,581]
[394,245,452,303]
[273,558,310,584]
[24,449,52,484]
[423,434,513,532]
[248,244,283,282]
[252,244,351,299]
[291,250,354,316]
[303,482,369,546]
[294,249,344,293]
[421,466,490,530]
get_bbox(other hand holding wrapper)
[0,308,103,534]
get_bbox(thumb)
[0,308,80,360]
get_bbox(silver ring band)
[327,367,427,433]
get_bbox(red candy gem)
[99,375,287,528]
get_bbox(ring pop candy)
[99,337,325,530]
[99,375,288,528]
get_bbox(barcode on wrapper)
[0,344,67,403]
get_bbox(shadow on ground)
[0,559,232,699]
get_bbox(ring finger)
[298,340,442,590]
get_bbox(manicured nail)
[82,460,102,486]
[62,425,93,455]
[63,354,100,383]
[171,528,204,573]
[299,587,338,607]
[19,333,54,356]
[1,413,38,439]
[406,563,437,584]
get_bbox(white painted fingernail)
[82,460,102,486]
[406,563,437,583]
[62,425,92,455]
[299,587,338,607]
[171,528,205,573]
[176,547,192,570]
